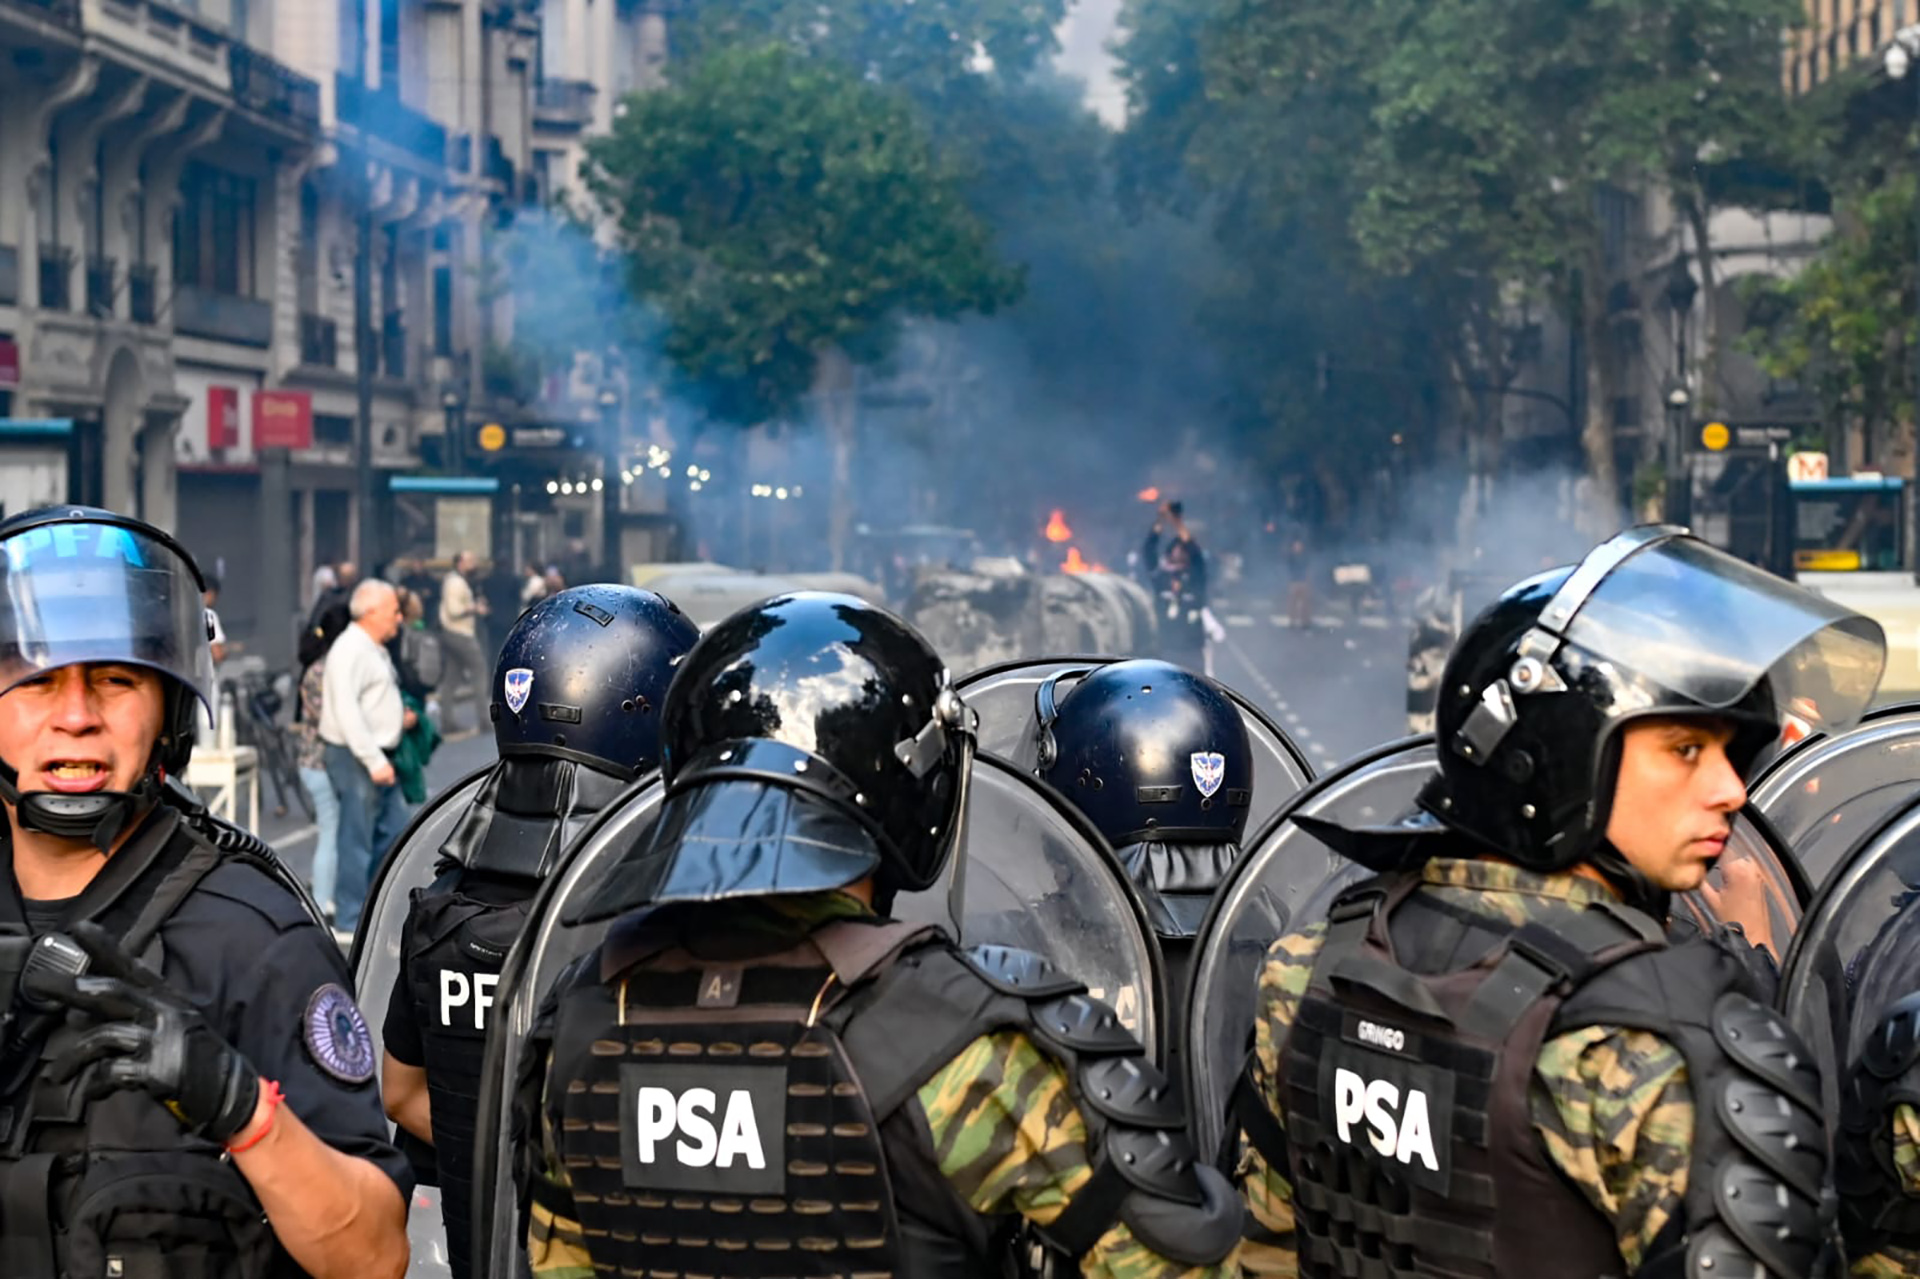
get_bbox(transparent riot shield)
[1183,737,1808,1160]
[343,765,490,1279]
[347,766,494,1051]
[1779,791,1920,1125]
[956,655,1315,834]
[1749,702,1920,888]
[470,751,1165,1279]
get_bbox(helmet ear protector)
[1033,667,1096,772]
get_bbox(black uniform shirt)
[0,807,411,1196]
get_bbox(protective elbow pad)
[1119,1161,1244,1266]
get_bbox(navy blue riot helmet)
[489,584,699,779]
[1038,659,1254,851]
[1035,659,1254,939]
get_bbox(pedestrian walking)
[437,551,489,738]
[319,579,410,937]
[294,601,351,923]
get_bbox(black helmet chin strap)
[1585,839,1673,922]
[0,756,164,853]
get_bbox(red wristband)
[225,1080,285,1155]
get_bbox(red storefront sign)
[207,386,240,450]
[0,338,19,388]
[253,389,313,451]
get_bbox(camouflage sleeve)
[916,1030,1237,1279]
[1848,1103,1920,1277]
[525,1056,593,1279]
[1235,924,1327,1277]
[1893,1101,1920,1196]
[1531,1024,1691,1272]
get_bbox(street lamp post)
[1886,25,1920,581]
[441,388,465,476]
[1663,254,1699,526]
[597,387,622,582]
[1665,386,1693,525]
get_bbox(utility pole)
[355,161,382,576]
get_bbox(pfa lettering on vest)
[1320,1050,1455,1195]
[437,969,499,1030]
[618,1061,788,1195]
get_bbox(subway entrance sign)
[1692,420,1799,454]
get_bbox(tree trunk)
[1579,279,1621,538]
[1682,193,1720,416]
[814,345,857,572]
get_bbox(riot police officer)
[511,592,1242,1278]
[1231,526,1883,1277]
[379,584,697,1279]
[0,505,410,1279]
[1037,659,1252,944]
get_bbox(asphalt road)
[1207,602,1413,774]
[244,605,1414,896]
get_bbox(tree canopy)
[585,41,1020,426]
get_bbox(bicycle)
[224,669,315,822]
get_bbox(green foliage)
[673,0,1067,97]
[1743,170,1917,435]
[586,42,1021,424]
[1116,0,1808,495]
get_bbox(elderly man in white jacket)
[320,579,411,936]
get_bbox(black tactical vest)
[535,914,1238,1279]
[402,868,534,1279]
[1249,871,1832,1279]
[0,814,295,1279]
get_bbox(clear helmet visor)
[1560,533,1885,740]
[0,519,216,717]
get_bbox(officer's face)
[1605,718,1746,892]
[0,663,166,803]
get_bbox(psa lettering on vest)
[437,969,499,1030]
[618,1062,788,1195]
[1322,1051,1455,1195]
[1334,1068,1438,1169]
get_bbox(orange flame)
[1044,509,1073,543]
[1062,547,1092,574]
[1137,486,1161,503]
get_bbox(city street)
[250,604,1415,882]
[1209,607,1412,775]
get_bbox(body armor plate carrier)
[1236,872,1834,1279]
[403,870,532,1279]
[530,916,1240,1278]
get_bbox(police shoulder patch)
[304,983,377,1085]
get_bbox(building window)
[298,181,320,312]
[173,163,257,297]
[433,263,453,356]
[379,0,402,90]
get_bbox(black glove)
[27,921,261,1144]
